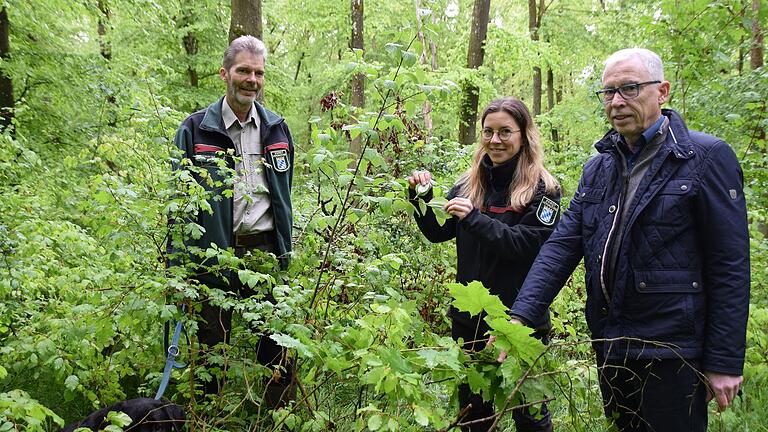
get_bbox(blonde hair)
[457,97,559,211]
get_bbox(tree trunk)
[547,68,558,142]
[229,0,262,41]
[180,11,198,87]
[96,0,117,126]
[430,11,438,71]
[229,0,263,102]
[349,0,365,158]
[415,0,437,138]
[750,0,765,144]
[751,0,763,70]
[458,0,490,145]
[529,0,542,115]
[546,68,554,112]
[0,7,12,133]
[97,0,112,60]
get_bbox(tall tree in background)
[750,0,764,145]
[752,0,763,69]
[180,11,198,88]
[528,0,545,116]
[97,0,112,60]
[349,0,364,157]
[415,0,438,137]
[458,0,490,145]
[96,0,118,127]
[229,0,262,41]
[229,0,263,102]
[0,6,12,133]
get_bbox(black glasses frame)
[596,80,661,104]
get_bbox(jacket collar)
[200,96,284,134]
[594,108,695,161]
[481,153,519,189]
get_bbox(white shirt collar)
[221,98,259,129]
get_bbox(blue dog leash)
[155,306,189,400]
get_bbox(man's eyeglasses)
[481,128,520,141]
[595,80,661,104]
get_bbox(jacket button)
[581,192,586,197]
[692,282,699,288]
[601,307,608,316]
[639,282,647,289]
[609,205,616,213]
[681,185,688,191]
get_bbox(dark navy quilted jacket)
[510,109,750,375]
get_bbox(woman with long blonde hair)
[409,97,560,431]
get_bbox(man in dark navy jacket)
[169,35,295,404]
[509,48,750,431]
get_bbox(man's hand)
[445,197,474,220]
[705,371,742,412]
[486,318,523,363]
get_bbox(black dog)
[59,398,185,432]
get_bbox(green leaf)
[367,414,383,431]
[106,411,132,427]
[64,375,79,391]
[448,281,508,318]
[485,317,545,365]
[270,333,313,357]
[413,404,430,426]
[401,51,417,67]
[466,367,488,394]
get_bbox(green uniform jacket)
[171,97,294,269]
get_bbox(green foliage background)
[0,0,766,430]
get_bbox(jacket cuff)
[703,353,745,376]
[506,311,533,327]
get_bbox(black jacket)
[170,97,294,269]
[412,155,561,329]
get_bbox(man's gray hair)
[223,35,267,70]
[602,48,664,81]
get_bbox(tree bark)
[229,0,262,42]
[349,0,365,158]
[458,0,490,145]
[97,0,112,60]
[546,68,554,112]
[0,7,12,133]
[96,0,117,126]
[529,0,543,116]
[415,0,437,138]
[180,11,198,87]
[751,0,763,70]
[229,0,263,102]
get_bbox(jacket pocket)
[622,269,702,340]
[642,179,693,226]
[578,186,605,231]
[634,269,702,293]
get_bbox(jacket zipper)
[599,162,629,307]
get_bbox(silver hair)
[223,35,267,70]
[602,48,664,81]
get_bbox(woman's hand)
[445,197,474,220]
[407,170,433,191]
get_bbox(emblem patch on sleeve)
[270,149,290,172]
[536,196,559,226]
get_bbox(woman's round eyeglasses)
[481,128,520,141]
